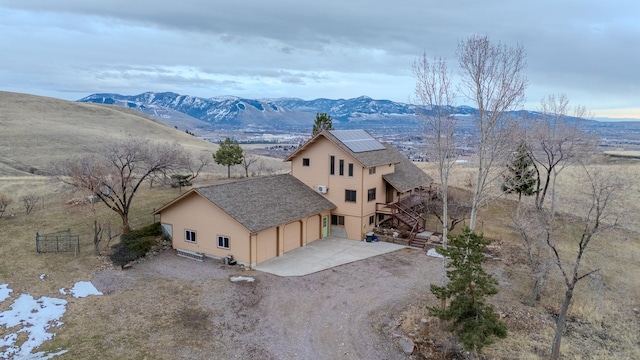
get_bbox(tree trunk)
[551,285,574,359]
[528,261,549,306]
[120,214,131,235]
[440,180,449,310]
[227,165,231,178]
[93,219,103,256]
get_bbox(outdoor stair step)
[414,231,434,240]
[408,238,427,249]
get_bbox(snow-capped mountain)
[77,92,481,129]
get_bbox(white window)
[185,230,196,243]
[217,235,230,249]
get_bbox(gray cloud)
[1,0,638,116]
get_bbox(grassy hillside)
[0,91,221,175]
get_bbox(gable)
[174,174,336,233]
[285,130,404,168]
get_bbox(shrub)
[109,222,162,267]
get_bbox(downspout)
[360,164,365,239]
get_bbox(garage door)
[306,215,320,243]
[283,221,301,253]
[256,227,277,264]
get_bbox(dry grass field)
[0,158,634,359]
[1,92,639,358]
[412,157,640,359]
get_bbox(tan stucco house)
[154,129,432,266]
[153,174,335,266]
[285,129,433,241]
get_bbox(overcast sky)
[1,1,638,118]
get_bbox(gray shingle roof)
[194,174,335,233]
[382,145,433,192]
[285,130,404,168]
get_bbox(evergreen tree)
[312,113,334,135]
[429,228,507,355]
[212,138,243,178]
[502,142,537,202]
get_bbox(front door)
[386,186,395,203]
[322,216,329,238]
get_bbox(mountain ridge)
[77,92,474,130]
[77,91,609,133]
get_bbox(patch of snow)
[427,248,444,259]
[0,287,68,359]
[70,281,103,298]
[59,288,66,295]
[0,284,12,302]
[230,276,255,283]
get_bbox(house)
[153,174,335,266]
[154,129,432,266]
[285,129,433,241]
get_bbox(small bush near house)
[110,222,162,267]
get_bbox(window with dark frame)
[330,156,335,175]
[185,230,196,243]
[345,189,357,202]
[217,235,230,249]
[367,188,376,201]
[302,158,310,166]
[348,163,353,177]
[331,214,345,225]
[339,159,344,176]
[369,167,376,175]
[369,215,375,225]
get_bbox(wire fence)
[36,228,80,255]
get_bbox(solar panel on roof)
[330,130,385,153]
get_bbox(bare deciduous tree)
[528,94,597,211]
[457,35,528,231]
[413,53,457,253]
[548,166,622,359]
[58,137,184,235]
[183,150,210,182]
[0,193,12,219]
[171,150,211,190]
[424,188,471,233]
[241,153,259,177]
[508,204,553,306]
[509,95,597,307]
[21,194,38,215]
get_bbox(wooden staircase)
[408,231,433,249]
[390,197,428,248]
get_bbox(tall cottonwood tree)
[458,35,528,231]
[58,137,184,235]
[413,53,457,245]
[413,53,458,300]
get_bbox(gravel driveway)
[92,247,441,359]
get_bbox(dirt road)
[92,247,441,359]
